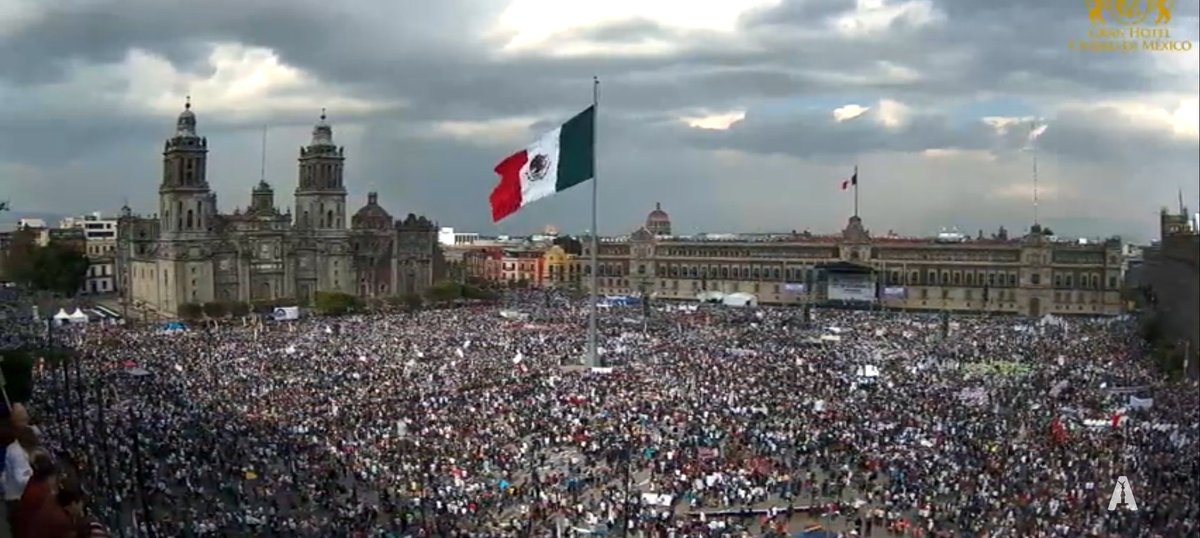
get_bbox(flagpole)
[853,164,859,218]
[588,76,600,368]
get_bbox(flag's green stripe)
[555,105,595,192]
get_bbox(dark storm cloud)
[1,0,1196,241]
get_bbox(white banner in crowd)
[1128,396,1154,409]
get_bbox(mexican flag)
[489,105,595,222]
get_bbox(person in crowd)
[14,448,57,537]
[3,425,38,528]
[7,288,1198,537]
[25,485,85,538]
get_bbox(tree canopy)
[314,291,360,315]
[4,235,91,296]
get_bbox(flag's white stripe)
[519,126,562,207]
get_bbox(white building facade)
[61,212,119,295]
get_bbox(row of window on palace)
[588,264,1118,290]
[596,248,1111,264]
[592,278,1106,305]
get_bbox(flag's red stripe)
[841,180,849,190]
[490,150,529,222]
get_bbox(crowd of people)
[6,288,1199,537]
[0,289,110,537]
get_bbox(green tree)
[314,291,360,315]
[228,302,251,317]
[402,292,424,311]
[202,302,227,318]
[426,281,464,303]
[177,303,203,320]
[7,241,91,297]
[461,284,497,301]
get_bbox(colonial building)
[116,101,443,316]
[60,213,118,295]
[580,205,1125,316]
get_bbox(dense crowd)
[8,289,1200,537]
[0,289,111,537]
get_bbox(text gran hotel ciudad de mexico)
[1072,0,1193,52]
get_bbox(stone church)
[116,100,444,316]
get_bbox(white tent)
[53,308,71,322]
[722,292,758,307]
[68,308,89,323]
[696,291,725,303]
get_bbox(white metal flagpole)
[588,76,600,368]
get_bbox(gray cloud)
[1,0,1196,243]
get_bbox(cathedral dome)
[352,192,392,230]
[311,108,334,147]
[645,202,671,236]
[176,97,197,137]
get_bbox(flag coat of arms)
[489,106,595,222]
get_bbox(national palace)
[466,204,1127,317]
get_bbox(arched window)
[186,209,194,229]
[302,211,310,227]
[327,210,334,228]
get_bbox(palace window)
[1031,273,1041,285]
[911,271,920,285]
[1108,276,1117,289]
[1065,275,1073,288]
[1008,274,1017,286]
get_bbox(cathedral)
[116,100,444,316]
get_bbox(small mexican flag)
[489,106,595,222]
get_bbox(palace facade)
[116,101,443,316]
[584,204,1125,316]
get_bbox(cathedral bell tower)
[160,97,214,236]
[294,109,347,232]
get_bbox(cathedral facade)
[116,101,443,316]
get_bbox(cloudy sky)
[1,0,1197,242]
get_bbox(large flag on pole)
[490,106,596,222]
